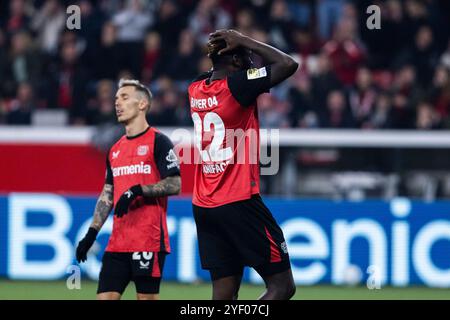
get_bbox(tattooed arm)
[76,183,114,262]
[141,176,181,198]
[90,183,114,231]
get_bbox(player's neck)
[210,67,237,81]
[125,118,149,138]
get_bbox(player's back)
[188,67,272,208]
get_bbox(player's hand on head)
[208,29,246,55]
[76,227,98,263]
[114,185,143,218]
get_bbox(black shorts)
[97,251,166,295]
[193,194,291,280]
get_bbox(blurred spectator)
[403,0,431,44]
[415,101,441,130]
[6,82,35,125]
[7,31,41,94]
[389,92,414,129]
[235,8,256,36]
[147,94,174,126]
[322,16,365,86]
[141,32,162,84]
[298,111,319,128]
[30,0,65,55]
[112,0,153,42]
[112,0,153,77]
[311,53,342,111]
[292,27,321,57]
[429,65,450,120]
[0,0,448,131]
[78,0,106,43]
[166,29,200,81]
[47,39,89,123]
[94,22,120,80]
[86,79,116,125]
[5,0,31,34]
[367,93,392,129]
[153,0,188,51]
[391,64,423,109]
[0,28,7,96]
[316,0,345,40]
[189,0,232,45]
[267,0,295,52]
[384,0,409,57]
[77,0,107,69]
[319,90,354,128]
[96,0,126,16]
[287,0,312,28]
[258,94,290,128]
[395,25,439,87]
[349,66,377,128]
[0,27,5,49]
[160,86,191,126]
[440,39,450,70]
[360,0,408,69]
[288,74,314,127]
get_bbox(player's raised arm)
[209,29,298,87]
[76,183,114,263]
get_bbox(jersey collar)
[126,126,150,140]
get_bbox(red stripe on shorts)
[151,252,161,277]
[264,226,281,263]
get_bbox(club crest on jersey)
[137,145,149,156]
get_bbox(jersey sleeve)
[227,65,272,107]
[105,153,113,185]
[154,132,181,179]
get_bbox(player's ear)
[232,54,242,69]
[138,98,147,112]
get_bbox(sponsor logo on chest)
[112,161,151,177]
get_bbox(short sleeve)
[154,132,180,179]
[227,65,272,107]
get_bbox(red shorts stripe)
[264,226,281,263]
[151,252,161,277]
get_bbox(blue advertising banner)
[1,193,449,287]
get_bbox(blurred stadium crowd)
[0,0,449,129]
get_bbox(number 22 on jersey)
[192,112,232,162]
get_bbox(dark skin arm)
[209,29,299,86]
[90,183,114,231]
[141,175,181,198]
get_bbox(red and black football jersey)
[188,66,272,207]
[104,127,180,252]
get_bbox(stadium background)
[1,0,450,299]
